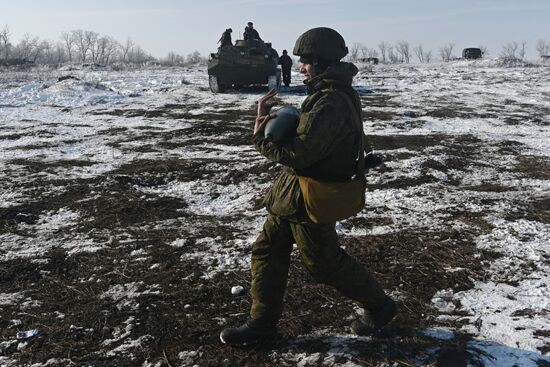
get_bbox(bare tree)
[396,40,411,63]
[39,40,67,65]
[186,51,203,65]
[53,42,67,64]
[347,43,378,62]
[378,41,388,63]
[535,39,550,56]
[29,39,48,63]
[94,35,117,63]
[61,31,75,63]
[0,25,11,59]
[63,31,119,64]
[162,52,186,66]
[500,41,519,59]
[387,45,399,63]
[387,45,400,64]
[14,33,39,61]
[414,44,427,63]
[439,42,455,62]
[84,31,99,63]
[360,47,378,60]
[94,36,107,63]
[96,36,119,64]
[67,30,98,63]
[1,28,159,67]
[518,40,527,60]
[164,52,178,66]
[37,40,53,64]
[72,30,87,62]
[348,42,362,62]
[478,45,489,57]
[425,50,433,63]
[121,38,134,63]
[127,44,152,64]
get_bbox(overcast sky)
[1,0,549,59]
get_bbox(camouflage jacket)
[219,31,232,47]
[244,27,261,41]
[253,62,367,221]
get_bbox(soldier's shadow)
[263,327,550,366]
[354,86,375,96]
[228,85,307,96]
[276,85,307,96]
[227,85,370,97]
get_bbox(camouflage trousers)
[250,214,386,324]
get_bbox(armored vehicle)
[208,39,281,93]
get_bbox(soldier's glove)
[364,152,384,171]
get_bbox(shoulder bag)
[297,90,367,224]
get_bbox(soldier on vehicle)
[243,22,261,41]
[218,28,233,47]
[220,27,397,346]
[278,50,293,87]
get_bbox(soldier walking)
[278,50,293,87]
[220,27,397,346]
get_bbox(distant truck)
[462,48,483,60]
[359,57,379,65]
[208,39,281,93]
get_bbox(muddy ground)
[1,66,549,366]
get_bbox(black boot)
[220,319,279,346]
[351,296,398,336]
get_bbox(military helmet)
[293,27,348,61]
[248,22,253,26]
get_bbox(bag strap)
[322,88,365,176]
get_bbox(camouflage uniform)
[250,62,386,324]
[244,26,261,41]
[219,29,232,47]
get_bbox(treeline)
[2,25,549,67]
[346,39,550,63]
[0,26,206,67]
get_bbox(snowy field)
[0,60,549,366]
